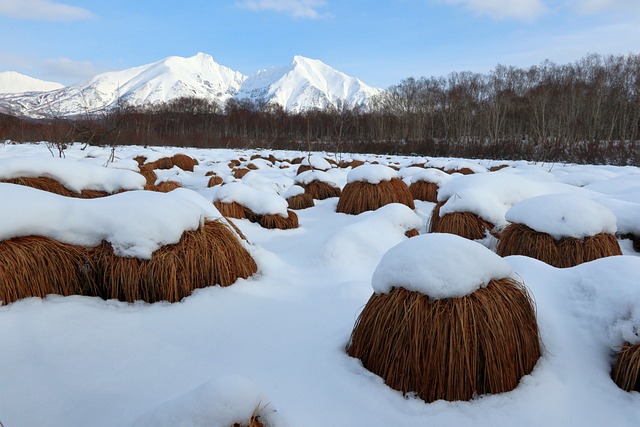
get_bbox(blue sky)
[1,0,639,88]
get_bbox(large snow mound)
[372,233,513,299]
[346,164,397,184]
[213,182,289,216]
[506,193,618,239]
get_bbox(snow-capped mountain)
[237,56,382,112]
[0,54,382,117]
[0,71,63,94]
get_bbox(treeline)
[1,53,639,165]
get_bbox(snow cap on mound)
[284,184,305,198]
[346,164,397,184]
[130,375,279,427]
[294,169,339,186]
[301,154,332,171]
[214,182,289,217]
[410,168,453,186]
[0,184,222,259]
[506,193,618,239]
[0,156,146,193]
[372,233,513,299]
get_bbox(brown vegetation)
[496,223,622,268]
[301,180,341,200]
[346,278,541,402]
[611,342,640,392]
[429,202,494,240]
[336,178,415,215]
[409,180,439,202]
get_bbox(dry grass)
[336,178,415,215]
[2,176,110,198]
[247,163,258,170]
[447,167,476,175]
[611,342,640,392]
[405,229,420,238]
[145,157,174,170]
[0,236,96,305]
[497,223,622,268]
[338,160,365,169]
[286,193,315,210]
[171,154,198,172]
[489,164,509,172]
[233,168,250,179]
[147,181,182,193]
[214,201,249,219]
[409,181,439,202]
[207,175,223,187]
[302,181,341,200]
[429,202,494,240]
[228,159,241,168]
[139,166,158,188]
[258,210,299,230]
[346,278,541,403]
[89,220,257,303]
[133,155,147,166]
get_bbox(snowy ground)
[0,142,639,426]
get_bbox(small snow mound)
[214,182,289,216]
[301,154,332,171]
[410,168,453,186]
[346,164,397,184]
[284,184,305,198]
[130,375,279,427]
[294,170,339,186]
[506,193,618,239]
[372,233,513,299]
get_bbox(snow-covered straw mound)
[213,182,289,217]
[0,184,221,259]
[0,156,146,193]
[372,233,513,299]
[348,233,541,403]
[346,164,397,184]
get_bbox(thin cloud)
[0,0,95,21]
[42,57,103,84]
[236,0,327,19]
[566,0,639,15]
[443,0,548,21]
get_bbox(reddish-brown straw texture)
[207,175,223,187]
[228,159,242,168]
[233,168,250,179]
[258,210,299,230]
[2,176,110,198]
[336,178,415,215]
[429,202,494,240]
[214,201,249,219]
[302,181,341,200]
[139,166,158,188]
[409,181,439,202]
[286,193,315,210]
[170,154,198,172]
[0,236,96,305]
[346,278,541,403]
[405,229,420,238]
[611,342,640,392]
[496,223,622,268]
[147,181,182,193]
[89,220,257,303]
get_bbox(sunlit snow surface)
[0,142,639,427]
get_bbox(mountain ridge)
[0,54,382,117]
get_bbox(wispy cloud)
[41,57,102,83]
[566,0,639,15]
[236,0,327,19]
[443,0,548,21]
[0,0,95,21]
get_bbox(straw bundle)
[302,180,341,200]
[145,156,174,170]
[228,159,242,168]
[405,229,420,238]
[90,220,257,303]
[147,181,182,193]
[338,160,365,169]
[0,236,96,305]
[233,168,250,179]
[170,154,198,172]
[336,178,415,215]
[346,278,541,403]
[139,166,158,188]
[2,176,110,198]
[214,201,248,219]
[257,210,299,230]
[448,167,475,175]
[496,223,622,268]
[286,193,315,210]
[429,202,494,240]
[611,342,640,392]
[409,180,439,203]
[207,175,223,187]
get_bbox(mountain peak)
[0,71,64,94]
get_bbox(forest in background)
[1,53,639,165]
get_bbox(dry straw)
[147,181,182,193]
[496,223,622,268]
[233,168,250,179]
[0,236,96,305]
[286,193,315,210]
[346,278,541,402]
[409,180,439,203]
[2,176,110,198]
[214,201,249,219]
[207,175,223,187]
[429,202,494,240]
[257,210,299,230]
[90,220,257,303]
[170,153,198,172]
[302,180,341,200]
[336,178,415,215]
[611,342,640,392]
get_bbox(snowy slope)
[0,53,246,118]
[0,54,382,117]
[0,71,64,94]
[237,55,383,112]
